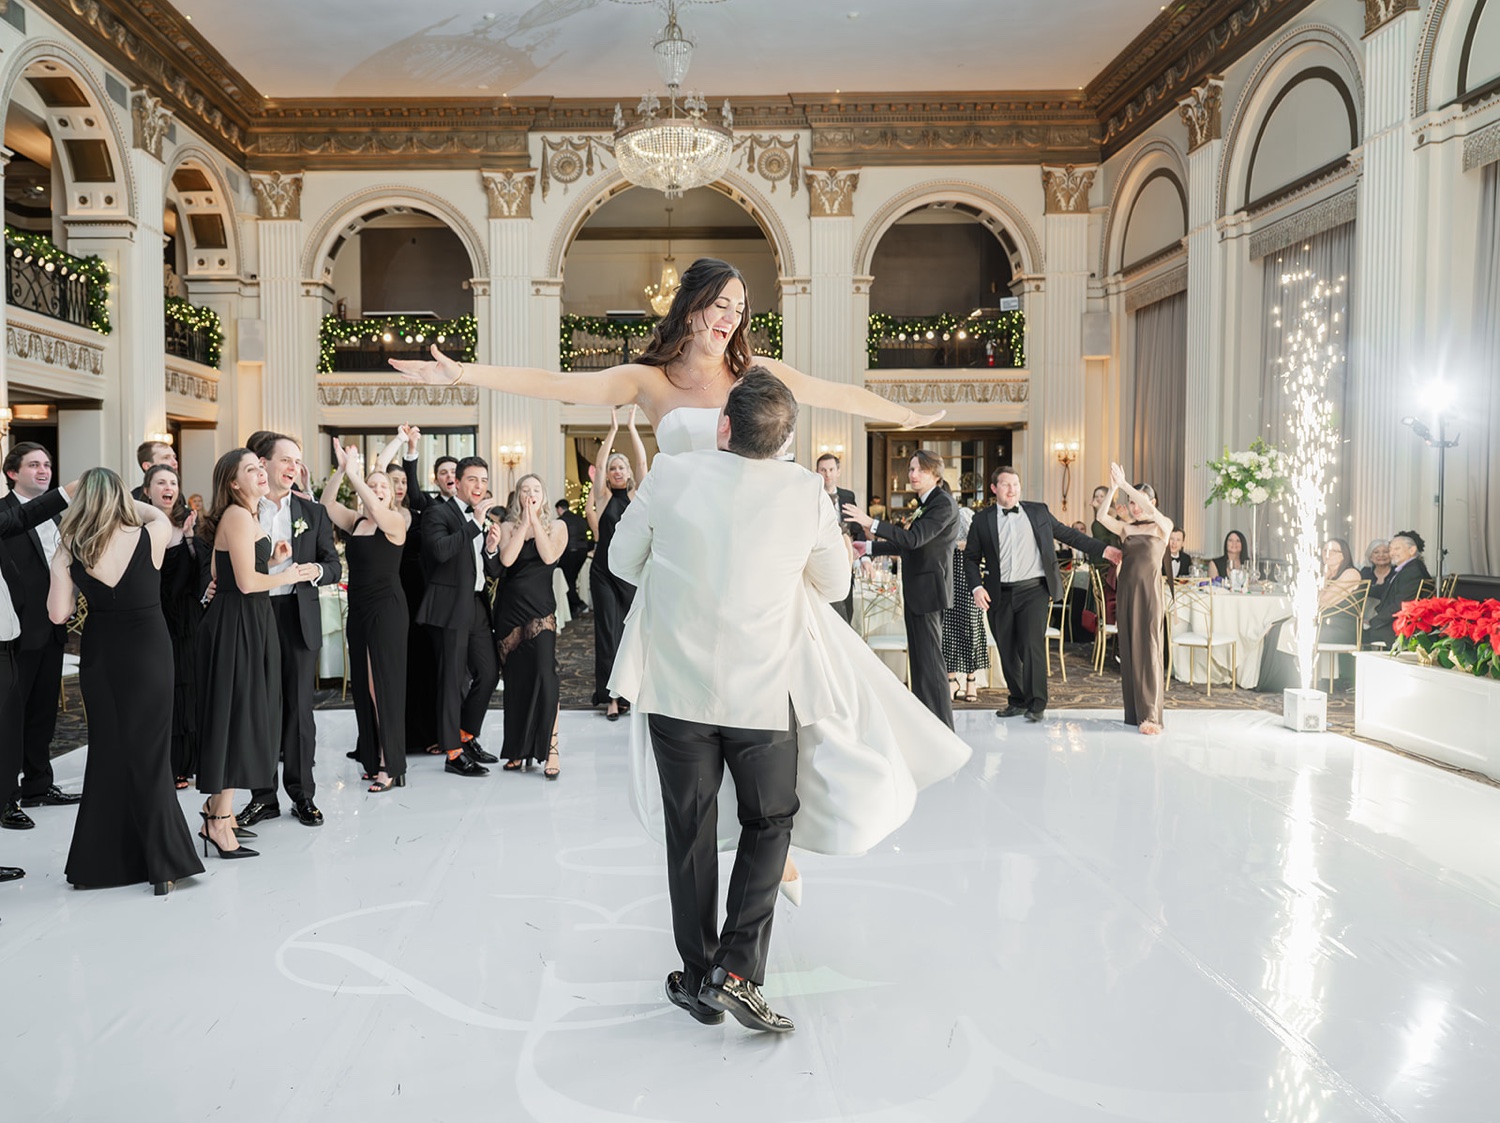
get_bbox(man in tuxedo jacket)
[964,465,1121,722]
[816,453,862,624]
[1365,530,1432,647]
[129,440,177,501]
[236,434,342,829]
[844,450,959,728]
[1166,528,1193,579]
[554,498,592,615]
[609,369,848,1034]
[0,443,83,829]
[417,456,503,777]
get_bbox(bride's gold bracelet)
[449,362,465,386]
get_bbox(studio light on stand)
[1401,386,1459,586]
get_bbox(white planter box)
[1354,652,1500,779]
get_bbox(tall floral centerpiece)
[1204,438,1290,580]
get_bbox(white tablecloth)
[1170,589,1291,689]
[318,586,345,679]
[852,580,1006,690]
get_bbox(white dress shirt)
[259,492,296,596]
[15,489,62,566]
[995,502,1045,583]
[5,489,70,640]
[453,496,485,592]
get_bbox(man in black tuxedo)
[816,453,862,624]
[129,439,177,501]
[1166,528,1193,579]
[844,449,959,728]
[965,465,1121,723]
[417,456,502,777]
[0,471,79,887]
[554,498,592,616]
[236,434,342,829]
[0,443,83,829]
[1365,530,1431,648]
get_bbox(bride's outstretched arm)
[392,346,648,408]
[758,357,945,429]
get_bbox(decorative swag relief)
[318,384,481,408]
[805,169,860,217]
[251,172,303,220]
[865,377,1029,406]
[165,369,218,402]
[6,324,104,376]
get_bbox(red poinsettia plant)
[1392,596,1500,678]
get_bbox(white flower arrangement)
[1205,438,1289,508]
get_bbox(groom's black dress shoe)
[444,753,489,777]
[291,799,324,826]
[996,705,1026,718]
[699,966,794,1033]
[1,803,36,830]
[0,866,24,882]
[665,972,723,1025]
[463,740,498,765]
[1024,710,1044,723]
[20,785,81,807]
[236,800,281,827]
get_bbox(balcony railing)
[319,314,478,373]
[867,312,1025,369]
[165,296,222,368]
[561,313,783,372]
[4,226,111,335]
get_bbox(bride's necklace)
[667,361,725,392]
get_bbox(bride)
[394,257,967,895]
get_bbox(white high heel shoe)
[778,873,802,907]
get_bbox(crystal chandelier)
[644,205,680,315]
[612,0,733,200]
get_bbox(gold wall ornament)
[6,323,106,376]
[131,91,173,160]
[733,134,800,196]
[805,168,860,217]
[481,170,537,219]
[317,382,480,408]
[1041,164,1096,214]
[165,368,219,402]
[539,137,611,201]
[1363,0,1418,36]
[1176,77,1224,153]
[251,171,303,220]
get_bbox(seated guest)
[1364,531,1431,648]
[1256,538,1362,691]
[1360,538,1394,597]
[1165,528,1192,578]
[1207,529,1251,582]
[1058,520,1090,565]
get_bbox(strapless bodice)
[654,407,721,455]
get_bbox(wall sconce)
[1053,440,1079,511]
[817,443,845,457]
[0,406,12,440]
[146,431,174,446]
[497,444,525,491]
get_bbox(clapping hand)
[485,520,502,554]
[625,405,639,430]
[400,424,421,454]
[182,511,197,539]
[391,344,460,385]
[331,435,348,472]
[1109,462,1127,490]
[272,539,293,565]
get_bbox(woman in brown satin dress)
[1096,464,1173,735]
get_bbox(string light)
[559,312,783,372]
[4,224,112,334]
[866,311,1025,367]
[164,296,224,367]
[318,314,478,373]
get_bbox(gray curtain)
[1259,221,1355,562]
[1470,162,1500,573]
[1131,290,1188,525]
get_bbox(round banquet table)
[1169,588,1292,689]
[852,578,1005,691]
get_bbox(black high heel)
[200,813,259,859]
[367,774,407,793]
[154,880,174,896]
[201,806,255,839]
[545,735,560,780]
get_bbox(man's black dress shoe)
[291,799,324,826]
[1,803,35,830]
[463,740,498,765]
[996,705,1026,718]
[665,971,724,1025]
[444,753,490,777]
[699,966,794,1033]
[236,800,281,827]
[1024,710,1044,723]
[19,785,81,807]
[0,866,24,882]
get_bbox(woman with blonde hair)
[322,438,409,792]
[47,468,204,894]
[587,406,649,720]
[195,449,322,858]
[494,472,570,777]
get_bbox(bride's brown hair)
[636,258,752,379]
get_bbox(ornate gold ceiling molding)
[247,102,537,172]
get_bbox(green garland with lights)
[4,225,112,335]
[866,311,1025,368]
[319,314,478,373]
[559,312,783,372]
[164,295,224,368]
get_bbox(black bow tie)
[1001,507,1020,516]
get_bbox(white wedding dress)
[626,407,971,856]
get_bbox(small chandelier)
[612,0,733,200]
[644,204,680,316]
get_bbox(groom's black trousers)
[649,706,799,988]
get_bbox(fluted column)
[804,168,862,476]
[251,172,311,443]
[1037,165,1095,506]
[1350,6,1419,546]
[0,147,10,459]
[1180,78,1226,549]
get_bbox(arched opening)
[1459,0,1500,103]
[1119,169,1188,274]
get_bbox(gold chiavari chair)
[1313,579,1371,692]
[58,593,87,713]
[1044,566,1077,682]
[1166,583,1237,695]
[1089,564,1119,673]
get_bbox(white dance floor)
[4,708,1497,1122]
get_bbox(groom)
[608,368,850,1033]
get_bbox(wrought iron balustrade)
[6,251,93,331]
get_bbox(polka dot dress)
[942,546,989,675]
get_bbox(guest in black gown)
[195,450,322,859]
[46,469,204,894]
[495,473,569,777]
[587,407,648,720]
[143,464,210,789]
[322,438,410,792]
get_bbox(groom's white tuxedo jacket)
[607,448,851,730]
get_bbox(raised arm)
[371,430,407,474]
[587,409,621,537]
[392,345,650,410]
[343,446,406,544]
[321,437,360,534]
[1095,477,1126,537]
[625,405,650,484]
[1109,462,1172,536]
[760,357,945,429]
[135,500,172,567]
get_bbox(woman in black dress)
[196,450,322,858]
[322,438,409,792]
[942,503,989,701]
[1208,529,1252,584]
[143,464,210,789]
[587,407,649,720]
[495,473,569,777]
[46,469,203,895]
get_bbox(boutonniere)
[292,517,309,537]
[911,506,925,521]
